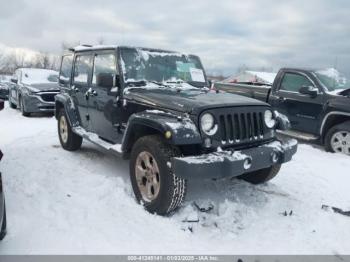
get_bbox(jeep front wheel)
[130,135,187,215]
[58,109,82,151]
[238,164,281,184]
[325,121,350,155]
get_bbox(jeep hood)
[124,87,269,114]
[25,83,60,93]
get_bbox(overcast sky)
[0,0,349,76]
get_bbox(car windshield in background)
[314,68,350,92]
[22,69,58,85]
[120,48,206,87]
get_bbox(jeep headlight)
[264,110,276,128]
[200,113,217,135]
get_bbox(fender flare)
[121,111,202,152]
[320,111,350,136]
[55,93,80,127]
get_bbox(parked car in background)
[8,68,59,116]
[55,45,296,215]
[0,99,7,241]
[0,82,9,100]
[215,68,350,155]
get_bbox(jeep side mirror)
[96,73,114,89]
[11,78,18,84]
[299,85,318,98]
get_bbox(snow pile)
[181,150,248,164]
[316,68,340,79]
[0,102,350,254]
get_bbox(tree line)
[0,50,60,75]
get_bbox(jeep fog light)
[264,110,276,128]
[165,131,172,139]
[243,157,252,170]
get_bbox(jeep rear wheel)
[58,109,82,151]
[238,164,281,184]
[325,121,350,155]
[130,135,187,215]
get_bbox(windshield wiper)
[148,81,169,87]
[125,80,169,88]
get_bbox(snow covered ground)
[0,101,349,255]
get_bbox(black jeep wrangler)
[55,45,297,215]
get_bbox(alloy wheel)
[331,131,350,155]
[135,151,161,202]
[59,115,69,144]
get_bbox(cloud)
[0,0,349,76]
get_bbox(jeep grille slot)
[218,110,266,145]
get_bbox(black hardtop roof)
[69,45,185,55]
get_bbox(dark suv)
[55,45,297,215]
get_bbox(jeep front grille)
[218,111,265,144]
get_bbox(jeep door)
[72,53,93,130]
[270,71,324,134]
[89,50,120,142]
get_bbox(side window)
[59,54,73,86]
[92,53,118,85]
[280,73,314,92]
[73,55,92,84]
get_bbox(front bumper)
[24,93,57,112]
[172,138,298,180]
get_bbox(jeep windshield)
[120,47,207,88]
[314,68,350,92]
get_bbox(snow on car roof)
[72,45,187,56]
[19,68,58,85]
[73,45,119,52]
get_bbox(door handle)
[85,88,98,98]
[71,85,79,93]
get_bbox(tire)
[8,95,17,109]
[130,135,187,215]
[58,109,82,151]
[325,121,350,155]
[0,206,6,241]
[19,96,30,117]
[238,164,281,184]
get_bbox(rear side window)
[280,73,314,92]
[59,54,73,86]
[92,53,118,85]
[73,54,92,84]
